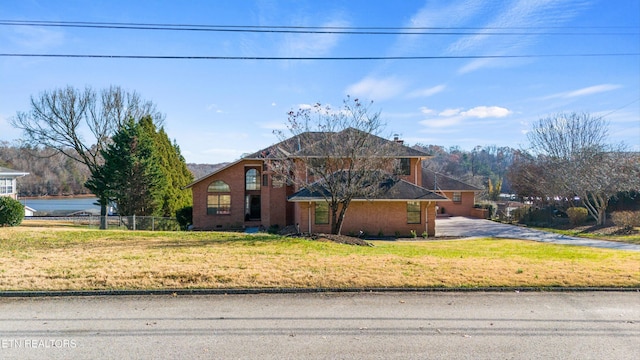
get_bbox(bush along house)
[186,128,448,237]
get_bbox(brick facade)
[187,130,444,235]
[191,160,292,230]
[296,200,437,237]
[437,191,476,217]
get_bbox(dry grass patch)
[0,226,638,290]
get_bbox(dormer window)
[395,158,411,176]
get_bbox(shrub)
[566,207,588,226]
[511,206,531,223]
[175,206,193,230]
[611,211,640,229]
[0,197,25,227]
[516,207,564,226]
[410,230,417,238]
[267,224,280,234]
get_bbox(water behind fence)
[25,215,181,231]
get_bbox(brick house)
[186,129,448,236]
[421,169,482,217]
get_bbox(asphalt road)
[1,292,638,359]
[435,217,640,251]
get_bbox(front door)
[245,195,261,221]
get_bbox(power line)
[600,98,640,119]
[1,53,638,60]
[1,20,638,36]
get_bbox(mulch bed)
[307,233,373,246]
[571,224,638,236]
[277,225,373,246]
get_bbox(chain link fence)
[25,215,181,231]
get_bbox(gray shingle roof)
[288,173,447,202]
[421,169,482,192]
[243,128,429,159]
[242,132,327,159]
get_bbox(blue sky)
[1,0,638,164]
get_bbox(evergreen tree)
[93,117,165,216]
[86,115,193,218]
[151,127,193,217]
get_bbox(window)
[246,169,260,190]
[207,180,231,215]
[262,174,269,187]
[407,201,421,224]
[395,158,411,175]
[452,192,462,203]
[0,178,13,194]
[208,180,230,192]
[315,202,329,224]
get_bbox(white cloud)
[439,108,461,117]
[420,107,434,115]
[446,0,590,73]
[280,19,347,57]
[420,105,512,128]
[392,0,486,56]
[458,58,494,75]
[542,84,622,100]
[206,104,224,113]
[345,76,406,101]
[297,103,315,111]
[408,84,446,98]
[420,116,464,128]
[461,106,511,118]
[565,84,622,98]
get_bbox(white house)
[0,166,33,216]
[0,166,29,200]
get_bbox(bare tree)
[10,85,164,228]
[525,112,640,225]
[272,97,406,234]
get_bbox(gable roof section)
[185,160,240,188]
[186,129,430,189]
[244,128,429,159]
[421,168,482,192]
[242,132,327,160]
[293,128,429,158]
[288,174,447,202]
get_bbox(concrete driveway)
[435,216,640,251]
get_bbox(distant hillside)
[186,163,229,180]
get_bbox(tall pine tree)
[95,117,164,216]
[87,115,193,218]
[150,125,193,217]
